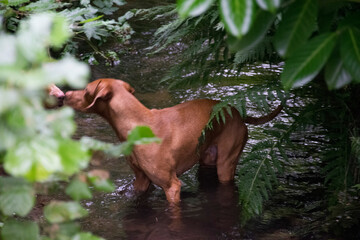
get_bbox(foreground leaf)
[228,10,275,52]
[325,49,352,90]
[4,138,62,182]
[65,179,92,201]
[340,27,360,82]
[274,0,317,57]
[255,0,280,13]
[0,177,35,217]
[219,0,255,38]
[177,0,215,18]
[44,201,88,223]
[281,33,337,90]
[73,232,105,240]
[1,220,40,240]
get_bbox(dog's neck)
[102,90,153,142]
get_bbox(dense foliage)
[0,12,159,240]
[140,0,360,235]
[0,0,134,64]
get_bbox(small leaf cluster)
[0,0,134,63]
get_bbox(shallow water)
[72,1,327,239]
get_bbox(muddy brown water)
[71,1,328,239]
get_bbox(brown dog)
[63,78,282,204]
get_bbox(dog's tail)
[244,105,283,125]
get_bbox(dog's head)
[64,78,135,113]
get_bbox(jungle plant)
[0,12,159,240]
[139,0,360,231]
[0,0,134,64]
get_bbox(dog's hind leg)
[216,122,248,183]
[163,175,182,204]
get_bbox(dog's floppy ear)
[85,81,112,110]
[122,81,135,94]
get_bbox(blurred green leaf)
[1,220,40,240]
[72,232,105,240]
[87,170,115,192]
[1,0,31,6]
[281,33,337,89]
[58,139,91,176]
[228,10,275,52]
[0,34,17,66]
[177,0,215,18]
[255,0,280,13]
[340,27,360,82]
[66,179,92,201]
[127,125,161,145]
[44,201,88,223]
[0,177,35,217]
[50,15,72,48]
[325,48,352,90]
[4,138,62,182]
[219,0,255,38]
[274,0,317,57]
[43,56,89,88]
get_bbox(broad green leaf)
[4,138,62,182]
[0,34,17,66]
[228,10,275,52]
[274,0,317,57]
[87,170,115,192]
[281,33,337,90]
[1,0,30,6]
[219,0,255,38]
[66,179,92,201]
[58,139,91,176]
[325,48,352,90]
[44,201,88,223]
[255,0,280,13]
[42,56,90,88]
[0,177,35,217]
[50,15,72,48]
[73,232,105,240]
[1,220,40,240]
[340,27,360,82]
[127,126,161,145]
[177,0,215,18]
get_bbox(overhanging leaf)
[127,125,161,145]
[325,48,352,90]
[281,33,337,90]
[219,0,255,38]
[228,10,275,52]
[274,0,317,57]
[177,0,215,18]
[255,0,280,13]
[0,177,35,217]
[340,27,360,82]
